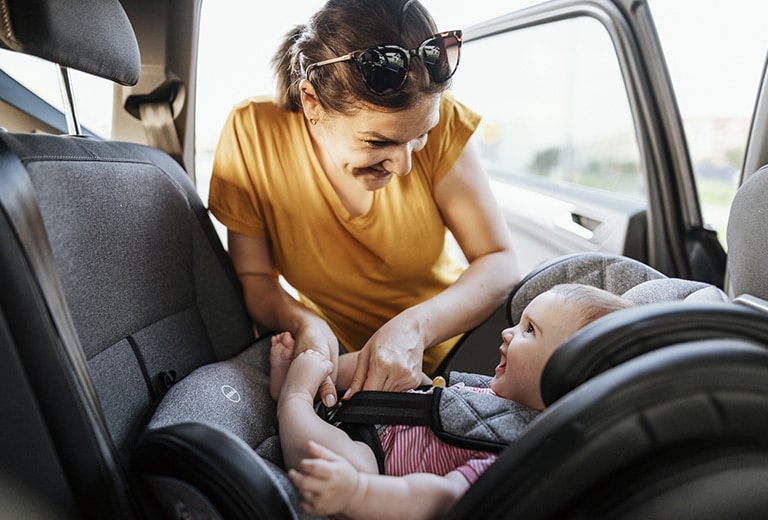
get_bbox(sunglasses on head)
[306,30,462,96]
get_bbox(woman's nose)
[383,144,413,176]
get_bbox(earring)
[309,118,317,126]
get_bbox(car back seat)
[727,163,768,302]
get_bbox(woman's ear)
[299,79,323,123]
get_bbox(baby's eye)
[525,323,535,335]
[365,139,390,148]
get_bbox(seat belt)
[124,78,186,168]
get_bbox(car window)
[195,0,765,254]
[1,0,757,254]
[650,2,761,247]
[451,16,645,201]
[0,51,113,137]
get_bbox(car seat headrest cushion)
[0,0,141,85]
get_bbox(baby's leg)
[269,332,295,401]
[278,350,379,474]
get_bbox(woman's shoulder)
[224,95,304,141]
[229,95,295,123]
[410,92,481,184]
[438,91,481,134]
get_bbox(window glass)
[0,50,113,138]
[649,2,759,248]
[451,16,644,200]
[195,0,764,252]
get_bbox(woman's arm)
[289,441,471,520]
[347,142,520,394]
[228,230,339,405]
[413,138,521,342]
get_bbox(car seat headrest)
[540,301,768,406]
[507,253,666,325]
[0,0,141,86]
[622,277,729,304]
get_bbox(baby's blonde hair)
[549,283,634,330]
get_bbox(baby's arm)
[289,441,470,520]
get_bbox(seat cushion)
[146,338,282,465]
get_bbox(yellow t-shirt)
[209,91,480,373]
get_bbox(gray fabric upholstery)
[727,165,768,300]
[447,370,494,389]
[508,253,666,325]
[0,0,141,85]
[147,339,282,466]
[2,132,259,464]
[622,277,729,305]
[437,382,538,448]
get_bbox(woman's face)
[310,95,441,191]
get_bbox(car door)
[449,0,725,286]
[445,0,728,374]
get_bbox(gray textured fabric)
[6,132,256,464]
[509,253,666,324]
[685,286,731,303]
[0,0,141,85]
[147,343,277,454]
[28,158,199,360]
[622,278,729,305]
[727,165,768,300]
[438,385,539,446]
[447,370,493,389]
[141,475,226,520]
[89,338,151,459]
[132,307,215,396]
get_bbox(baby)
[271,283,633,519]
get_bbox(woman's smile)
[355,166,392,179]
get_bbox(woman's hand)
[344,315,424,397]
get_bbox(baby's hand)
[288,441,362,516]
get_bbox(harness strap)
[327,389,436,426]
[318,390,437,475]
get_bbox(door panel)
[447,0,724,373]
[450,0,724,289]
[452,13,647,275]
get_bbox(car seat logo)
[221,385,241,403]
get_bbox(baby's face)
[490,290,582,410]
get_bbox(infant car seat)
[446,148,768,519]
[446,339,768,519]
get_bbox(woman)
[208,0,520,408]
